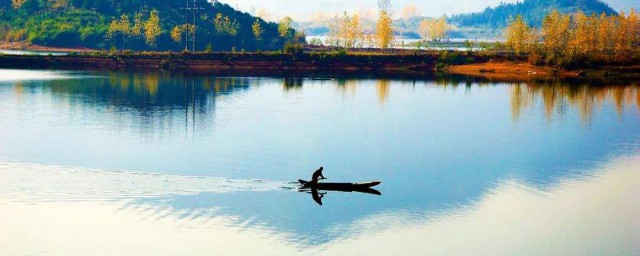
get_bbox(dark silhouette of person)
[311,188,325,205]
[311,166,326,183]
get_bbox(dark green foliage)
[450,0,617,28]
[283,42,303,54]
[0,0,299,51]
[337,48,347,56]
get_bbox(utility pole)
[181,0,205,52]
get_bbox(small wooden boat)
[298,179,381,194]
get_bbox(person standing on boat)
[311,166,326,183]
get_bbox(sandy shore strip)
[0,41,96,53]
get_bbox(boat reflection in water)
[299,180,382,205]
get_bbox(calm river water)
[0,69,638,255]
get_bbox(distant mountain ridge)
[299,0,621,40]
[450,0,618,28]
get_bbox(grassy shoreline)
[0,50,638,82]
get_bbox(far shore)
[1,43,639,82]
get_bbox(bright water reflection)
[1,156,638,255]
[0,69,639,255]
[0,49,68,56]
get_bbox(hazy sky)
[220,0,636,21]
[220,0,522,21]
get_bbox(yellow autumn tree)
[335,13,348,47]
[144,10,161,47]
[50,0,68,8]
[170,25,182,44]
[11,0,26,9]
[278,16,293,39]
[214,13,239,36]
[628,9,639,54]
[586,13,599,54]
[541,10,570,60]
[252,19,264,41]
[612,11,637,58]
[326,14,340,47]
[375,0,394,49]
[171,24,193,48]
[107,14,131,48]
[433,16,451,42]
[505,15,533,55]
[130,13,144,37]
[523,9,639,65]
[376,10,393,49]
[419,17,450,42]
[568,11,591,58]
[418,19,430,42]
[347,14,364,48]
[595,13,613,54]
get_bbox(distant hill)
[299,0,621,40]
[0,0,296,51]
[450,0,618,28]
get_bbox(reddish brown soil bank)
[0,52,638,81]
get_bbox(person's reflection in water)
[311,188,325,205]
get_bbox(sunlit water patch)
[0,69,87,81]
[0,155,638,255]
[0,162,296,202]
[0,50,68,56]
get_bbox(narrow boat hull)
[298,179,381,194]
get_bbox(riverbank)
[448,61,640,82]
[0,51,638,81]
[0,51,447,78]
[448,61,580,81]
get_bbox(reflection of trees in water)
[16,73,639,135]
[283,78,303,92]
[336,79,357,97]
[510,82,640,123]
[43,73,253,109]
[376,80,390,104]
[14,81,24,94]
[24,72,253,138]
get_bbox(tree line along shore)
[1,49,639,82]
[0,6,639,81]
